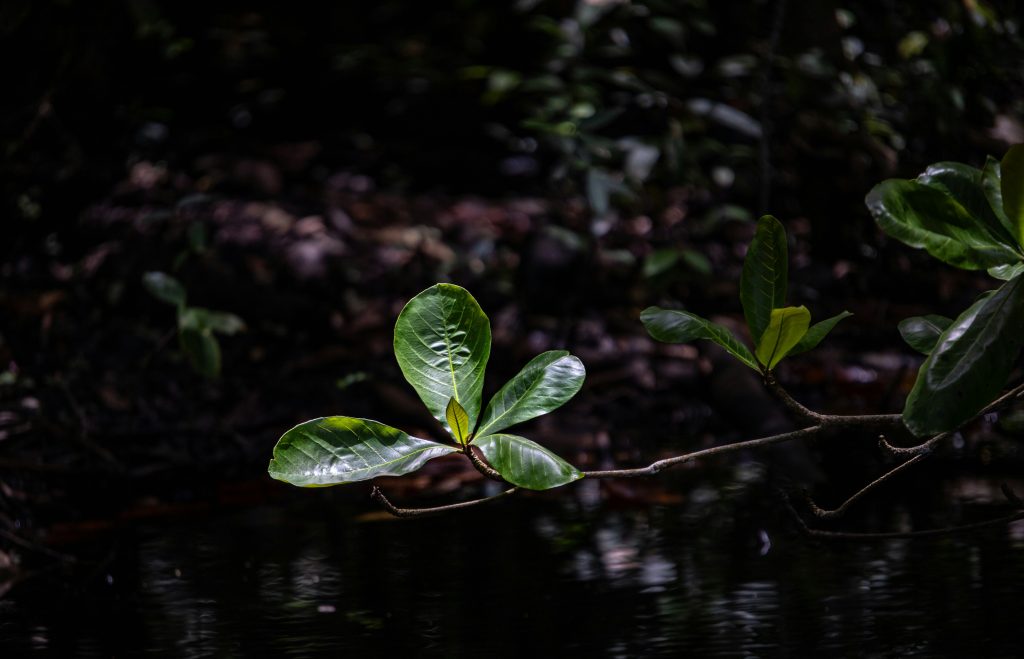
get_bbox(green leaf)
[143,271,187,307]
[990,262,1024,281]
[641,307,759,371]
[474,434,582,490]
[918,161,1021,250]
[755,306,811,369]
[866,179,1022,270]
[1001,144,1024,245]
[475,351,585,438]
[179,307,246,335]
[902,275,1024,437]
[981,156,1011,235]
[394,284,491,435]
[788,311,853,356]
[268,417,457,487]
[740,215,788,343]
[897,315,952,355]
[446,397,471,445]
[179,327,220,378]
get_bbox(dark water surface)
[2,475,1022,657]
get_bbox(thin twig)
[766,377,902,429]
[583,426,823,479]
[370,486,518,518]
[805,454,926,520]
[464,445,506,482]
[792,507,1024,541]
[0,528,77,562]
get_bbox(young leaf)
[755,306,811,370]
[1001,144,1024,246]
[179,307,246,335]
[475,351,585,438]
[446,397,471,445]
[394,284,491,436]
[902,275,1024,437]
[474,434,582,490]
[268,417,458,487]
[179,327,221,378]
[143,271,187,307]
[898,315,953,355]
[641,307,759,371]
[866,179,1022,270]
[788,311,853,356]
[740,215,788,343]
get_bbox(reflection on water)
[1,480,1023,657]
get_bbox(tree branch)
[464,445,506,482]
[370,485,518,518]
[805,453,926,520]
[766,376,902,429]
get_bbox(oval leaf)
[1001,144,1024,246]
[903,275,1024,437]
[474,434,582,490]
[143,271,186,307]
[898,315,952,355]
[918,161,1021,251]
[740,215,788,343]
[755,306,811,370]
[394,284,491,435]
[788,311,852,356]
[446,397,470,445]
[641,307,758,371]
[981,156,1011,236]
[268,417,457,487]
[475,351,585,438]
[179,327,220,378]
[866,179,1021,270]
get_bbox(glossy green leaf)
[788,311,853,356]
[866,179,1021,270]
[143,271,186,307]
[179,327,220,378]
[981,156,1011,235]
[268,417,458,487]
[394,284,491,435]
[989,262,1024,281]
[446,397,471,445]
[475,351,585,438]
[641,307,758,371]
[740,215,788,343]
[755,306,811,369]
[474,434,582,490]
[897,315,952,355]
[1001,144,1024,245]
[918,162,1020,250]
[903,275,1024,437]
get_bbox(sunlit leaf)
[143,271,186,307]
[1001,144,1024,246]
[446,397,471,445]
[788,311,852,356]
[866,179,1021,270]
[394,284,491,436]
[897,315,952,355]
[641,307,758,371]
[475,351,585,438]
[268,417,457,487]
[755,306,811,369]
[903,276,1024,436]
[740,215,788,343]
[475,434,582,490]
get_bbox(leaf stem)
[370,485,517,517]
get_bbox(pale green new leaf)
[898,315,952,355]
[740,215,788,343]
[866,179,1021,270]
[143,271,187,307]
[788,311,852,356]
[475,434,582,490]
[641,307,759,371]
[755,306,811,369]
[394,284,491,435]
[1001,144,1024,246]
[475,351,585,438]
[446,397,471,445]
[268,417,457,487]
[903,275,1024,436]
